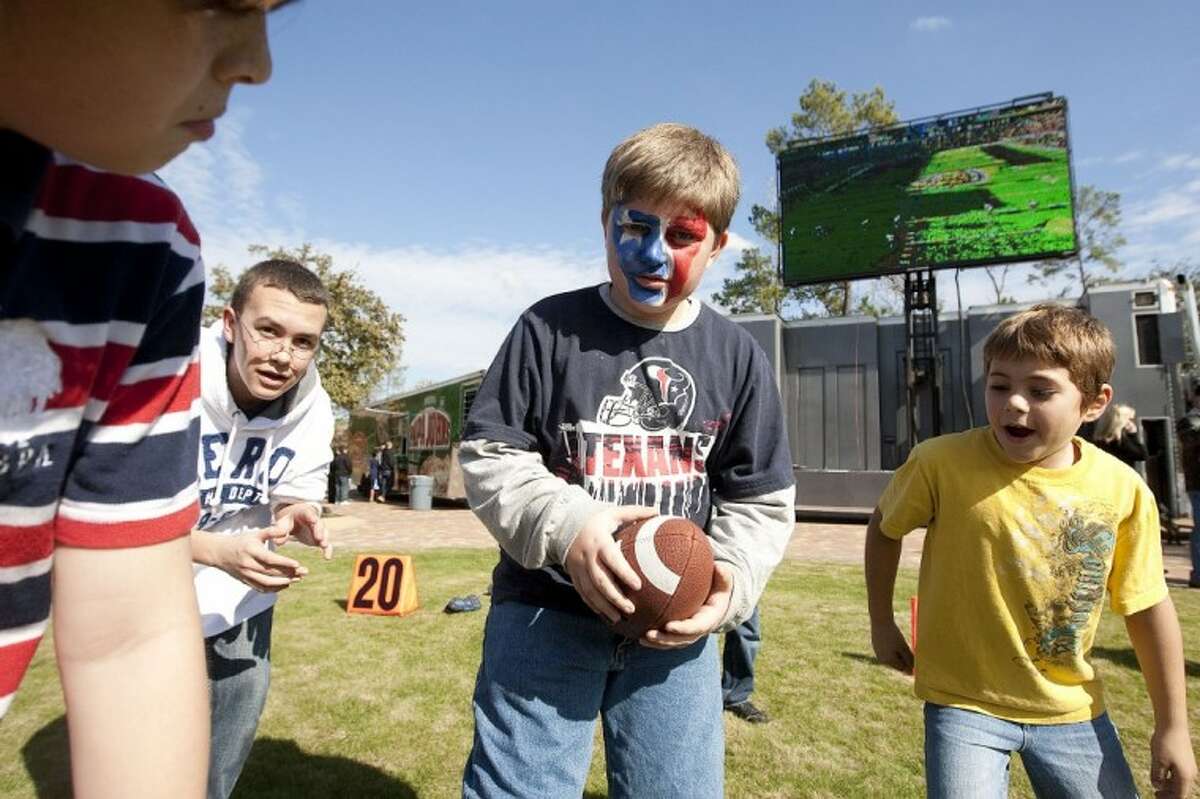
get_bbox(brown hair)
[983,303,1115,401]
[229,259,330,314]
[601,123,740,234]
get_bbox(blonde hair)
[982,303,1115,402]
[1094,403,1135,443]
[601,123,740,234]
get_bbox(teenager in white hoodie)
[190,259,335,799]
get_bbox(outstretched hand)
[564,505,657,623]
[213,517,307,593]
[276,502,333,559]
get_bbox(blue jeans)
[924,703,1138,798]
[1189,491,1200,583]
[336,476,351,503]
[722,605,761,706]
[462,601,724,799]
[205,607,273,799]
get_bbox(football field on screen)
[780,140,1076,284]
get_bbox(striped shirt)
[0,131,203,718]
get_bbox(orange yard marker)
[346,554,419,617]
[909,595,918,653]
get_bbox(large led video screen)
[778,96,1077,286]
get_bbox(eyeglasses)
[236,314,320,364]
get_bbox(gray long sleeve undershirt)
[460,438,796,630]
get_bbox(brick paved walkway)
[320,497,1195,585]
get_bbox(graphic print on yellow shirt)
[878,427,1167,723]
[1010,493,1114,674]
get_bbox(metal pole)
[928,272,942,436]
[1178,274,1200,368]
[905,271,917,457]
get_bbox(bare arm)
[1125,598,1197,798]
[53,537,209,799]
[864,508,913,674]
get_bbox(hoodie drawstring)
[260,429,275,506]
[209,416,240,510]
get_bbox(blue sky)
[162,1,1200,386]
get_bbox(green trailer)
[348,370,485,501]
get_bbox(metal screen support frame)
[904,268,941,455]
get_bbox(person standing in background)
[722,606,768,723]
[1176,385,1200,588]
[380,440,396,501]
[1094,403,1148,470]
[368,447,384,503]
[332,445,352,504]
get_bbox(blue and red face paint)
[610,204,710,307]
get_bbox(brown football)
[611,515,714,639]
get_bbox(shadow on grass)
[19,721,418,798]
[233,738,417,798]
[20,715,70,798]
[1091,646,1200,679]
[839,651,880,665]
[334,598,348,611]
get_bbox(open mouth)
[257,370,289,387]
[1004,424,1035,439]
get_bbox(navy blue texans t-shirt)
[465,284,793,616]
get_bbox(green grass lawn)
[3,550,1198,798]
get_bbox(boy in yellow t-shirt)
[865,304,1196,798]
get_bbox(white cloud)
[1127,188,1200,229]
[317,240,602,380]
[1117,175,1200,273]
[1113,150,1144,164]
[910,16,952,32]
[307,233,757,383]
[159,120,761,387]
[161,108,264,227]
[1161,153,1200,170]
[722,230,754,255]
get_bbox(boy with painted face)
[0,1,285,795]
[866,304,1196,798]
[191,259,334,799]
[460,123,796,798]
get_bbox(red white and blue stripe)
[0,140,203,717]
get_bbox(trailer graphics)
[348,370,483,501]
